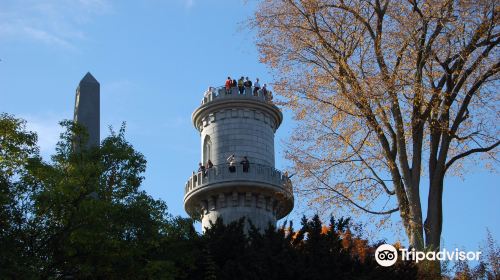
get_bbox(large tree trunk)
[424,172,445,276]
[407,176,424,251]
[408,202,425,251]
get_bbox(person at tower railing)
[232,79,237,94]
[268,90,273,102]
[253,78,261,96]
[240,156,250,172]
[262,84,269,100]
[227,154,236,173]
[207,159,214,169]
[244,76,252,89]
[225,77,232,94]
[262,83,273,102]
[198,162,206,177]
[238,76,244,94]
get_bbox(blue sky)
[1,0,498,254]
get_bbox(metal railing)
[185,163,292,197]
[201,85,274,105]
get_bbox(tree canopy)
[2,114,498,279]
[0,114,198,278]
[0,113,419,279]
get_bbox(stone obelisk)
[73,72,100,148]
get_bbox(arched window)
[203,135,212,164]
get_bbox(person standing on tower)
[227,154,236,173]
[198,162,206,176]
[232,79,237,91]
[240,156,250,172]
[225,77,232,94]
[262,84,269,100]
[238,76,244,94]
[253,78,261,96]
[244,77,252,90]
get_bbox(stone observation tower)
[184,83,294,231]
[73,72,100,148]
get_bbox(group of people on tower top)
[224,76,272,101]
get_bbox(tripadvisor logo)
[374,244,482,267]
[375,244,398,267]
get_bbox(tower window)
[203,135,212,164]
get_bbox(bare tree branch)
[445,140,500,172]
[308,168,399,215]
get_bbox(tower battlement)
[199,86,275,106]
[185,84,294,232]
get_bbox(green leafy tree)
[0,115,196,279]
[0,113,41,278]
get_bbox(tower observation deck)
[184,85,294,231]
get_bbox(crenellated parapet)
[184,163,293,221]
[200,86,274,106]
[193,87,283,133]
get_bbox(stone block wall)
[199,191,278,232]
[200,108,276,167]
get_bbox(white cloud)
[22,26,75,49]
[0,0,112,50]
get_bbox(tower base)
[202,205,276,233]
